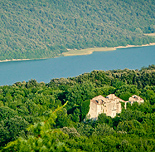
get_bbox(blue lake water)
[0,45,155,86]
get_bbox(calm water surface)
[0,45,155,86]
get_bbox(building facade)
[87,94,124,119]
[129,95,144,105]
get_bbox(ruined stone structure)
[87,94,144,119]
[129,95,144,105]
[87,94,124,119]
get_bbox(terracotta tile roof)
[92,95,106,100]
[129,95,144,101]
[91,94,125,105]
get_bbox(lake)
[0,45,155,86]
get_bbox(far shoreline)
[0,58,48,63]
[0,43,155,63]
[62,42,155,56]
[0,58,31,63]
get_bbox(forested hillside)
[0,65,155,151]
[0,0,155,60]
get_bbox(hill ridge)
[0,0,155,60]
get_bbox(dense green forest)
[0,0,155,60]
[0,65,155,151]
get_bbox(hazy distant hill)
[0,0,155,60]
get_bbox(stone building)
[129,95,144,105]
[87,94,124,119]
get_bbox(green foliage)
[117,120,146,136]
[0,0,155,60]
[119,92,132,101]
[55,108,71,128]
[98,113,113,127]
[76,122,94,137]
[0,106,17,121]
[80,99,90,121]
[0,115,29,146]
[61,127,80,138]
[93,123,115,136]
[94,86,116,97]
[119,109,144,122]
[0,65,155,151]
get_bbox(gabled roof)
[90,94,125,105]
[106,94,117,100]
[91,95,106,101]
[130,95,144,101]
[106,94,125,102]
[91,95,107,105]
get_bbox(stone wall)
[87,94,123,119]
[87,94,144,119]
